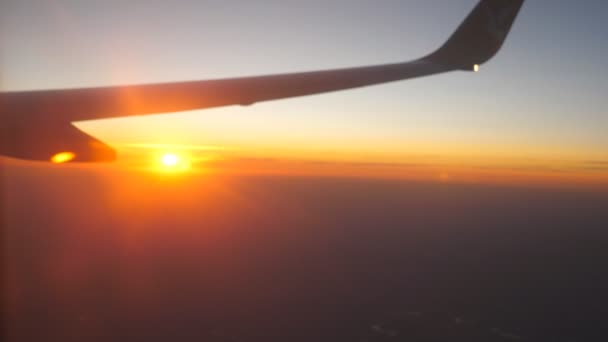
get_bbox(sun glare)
[162,153,180,166]
[157,152,191,172]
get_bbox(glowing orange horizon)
[71,139,608,191]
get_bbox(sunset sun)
[157,152,191,172]
[161,153,180,166]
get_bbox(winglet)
[424,0,524,71]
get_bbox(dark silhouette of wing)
[0,0,524,162]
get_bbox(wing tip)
[423,0,525,70]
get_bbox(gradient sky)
[4,4,608,339]
[1,0,607,184]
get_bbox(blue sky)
[1,0,607,163]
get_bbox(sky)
[1,0,608,187]
[3,2,608,340]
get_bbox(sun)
[161,153,180,166]
[157,152,191,172]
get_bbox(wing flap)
[0,120,115,162]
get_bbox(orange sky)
[13,145,607,192]
[63,112,608,192]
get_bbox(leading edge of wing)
[1,60,451,123]
[1,0,524,123]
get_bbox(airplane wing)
[0,0,524,162]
